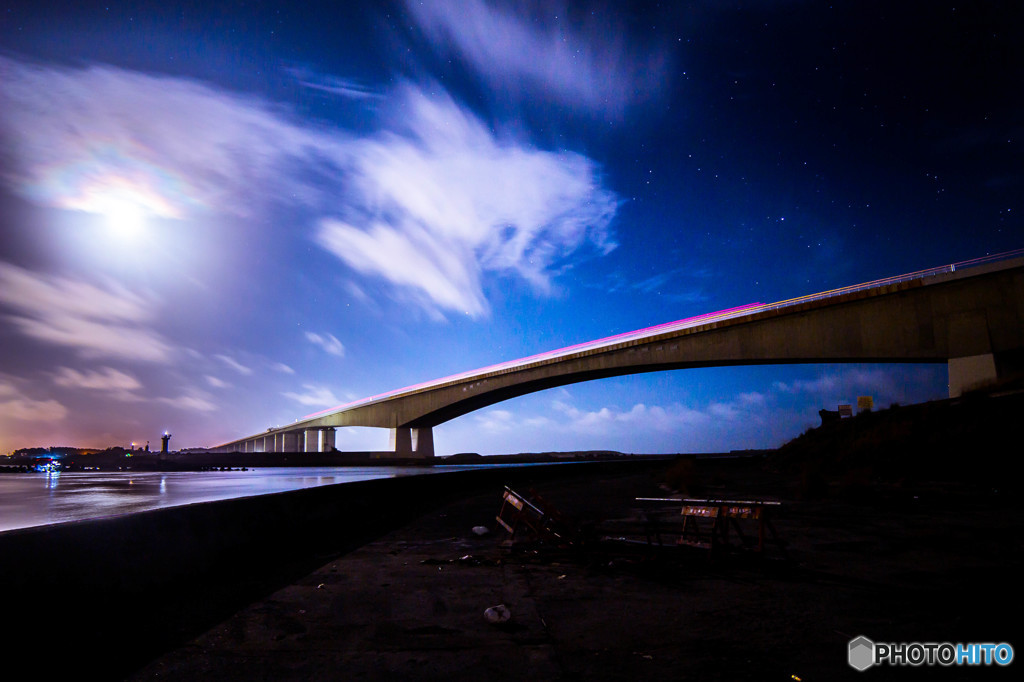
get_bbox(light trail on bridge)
[300,302,766,421]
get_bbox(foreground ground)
[130,457,1022,681]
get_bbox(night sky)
[0,1,1020,455]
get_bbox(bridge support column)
[303,429,320,453]
[322,428,336,452]
[281,431,299,452]
[390,427,413,455]
[413,427,434,458]
[949,353,997,397]
[390,427,434,458]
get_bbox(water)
[0,466,448,532]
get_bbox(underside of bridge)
[215,257,1024,458]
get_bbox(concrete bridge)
[214,251,1024,458]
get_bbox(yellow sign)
[857,395,873,411]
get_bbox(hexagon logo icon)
[849,636,875,671]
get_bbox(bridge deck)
[216,249,1024,451]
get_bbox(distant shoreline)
[0,449,765,473]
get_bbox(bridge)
[214,251,1024,458]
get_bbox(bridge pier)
[390,427,412,454]
[949,354,997,397]
[389,427,434,458]
[294,427,337,453]
[949,349,1024,397]
[414,427,434,458]
[281,431,299,452]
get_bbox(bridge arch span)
[218,254,1024,456]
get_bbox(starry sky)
[0,1,1020,455]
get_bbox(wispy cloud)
[318,84,618,317]
[456,366,945,455]
[0,262,174,362]
[215,354,253,376]
[157,390,218,412]
[551,399,713,435]
[0,380,68,421]
[305,331,345,357]
[406,0,668,118]
[472,395,720,440]
[272,362,296,375]
[773,368,894,399]
[474,408,517,432]
[288,67,382,100]
[772,367,943,407]
[283,384,346,408]
[53,367,142,395]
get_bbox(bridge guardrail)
[758,248,1024,314]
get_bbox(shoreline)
[0,449,723,473]
[0,460,665,678]
[130,456,1022,681]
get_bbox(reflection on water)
[0,466,442,532]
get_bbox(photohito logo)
[848,636,1014,670]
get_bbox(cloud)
[206,375,230,388]
[288,68,383,100]
[215,354,253,375]
[773,368,891,399]
[283,384,346,408]
[772,366,944,408]
[490,396,715,437]
[626,267,714,303]
[272,363,296,374]
[305,331,345,357]
[406,0,668,118]
[456,394,738,454]
[0,57,620,318]
[0,56,330,221]
[318,85,618,317]
[157,390,218,412]
[461,383,779,453]
[0,262,174,362]
[0,380,68,421]
[474,408,517,432]
[552,400,712,434]
[53,367,142,393]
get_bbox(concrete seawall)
[0,461,662,678]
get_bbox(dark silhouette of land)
[3,388,1022,680]
[2,444,673,472]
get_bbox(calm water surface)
[0,466,458,532]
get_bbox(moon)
[103,199,148,236]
